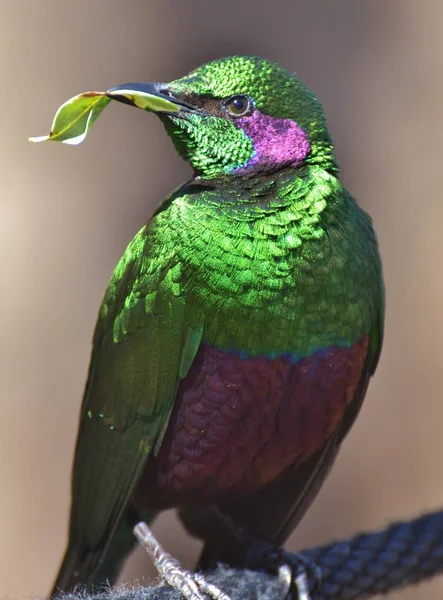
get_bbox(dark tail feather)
[178,506,247,570]
[198,529,247,571]
[50,518,138,597]
[51,545,88,597]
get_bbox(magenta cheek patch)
[234,110,310,174]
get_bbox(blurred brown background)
[1,1,443,598]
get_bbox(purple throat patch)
[235,110,310,173]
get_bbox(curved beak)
[105,82,198,116]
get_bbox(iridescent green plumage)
[167,56,336,176]
[51,56,383,593]
[107,167,380,357]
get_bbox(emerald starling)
[48,56,384,597]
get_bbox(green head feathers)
[164,56,337,177]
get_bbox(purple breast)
[138,337,368,508]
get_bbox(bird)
[50,55,384,598]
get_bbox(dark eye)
[223,95,254,117]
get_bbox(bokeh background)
[2,1,443,598]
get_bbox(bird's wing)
[53,224,202,590]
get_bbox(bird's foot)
[276,553,319,600]
[213,512,319,600]
[133,521,230,600]
[246,541,321,600]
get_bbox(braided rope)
[58,509,443,600]
[303,508,443,598]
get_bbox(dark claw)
[213,513,321,598]
[281,549,322,597]
[245,542,321,599]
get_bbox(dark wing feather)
[52,228,202,592]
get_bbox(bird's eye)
[223,95,254,118]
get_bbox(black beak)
[106,82,199,115]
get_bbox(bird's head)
[109,56,337,179]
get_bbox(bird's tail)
[178,506,247,570]
[50,512,149,597]
[198,528,247,570]
[51,545,87,596]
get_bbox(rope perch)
[54,508,443,600]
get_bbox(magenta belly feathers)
[140,335,368,507]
